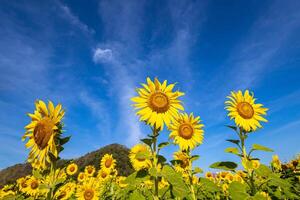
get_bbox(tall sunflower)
[100,154,116,171]
[22,100,65,170]
[131,77,184,130]
[129,144,152,171]
[225,90,268,131]
[169,113,204,150]
[76,178,100,200]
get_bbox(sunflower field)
[0,77,299,200]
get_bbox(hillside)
[0,143,133,188]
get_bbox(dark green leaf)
[141,138,153,147]
[59,136,71,145]
[158,142,170,149]
[210,161,238,170]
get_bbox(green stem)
[152,125,159,198]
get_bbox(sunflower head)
[129,144,152,171]
[169,113,204,150]
[131,77,184,130]
[66,163,78,176]
[54,182,76,200]
[173,151,190,172]
[77,172,86,183]
[100,154,116,171]
[97,168,110,181]
[225,90,268,132]
[23,100,66,170]
[76,178,100,200]
[84,165,96,177]
[17,177,29,193]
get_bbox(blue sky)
[0,0,300,171]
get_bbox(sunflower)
[54,182,76,200]
[116,176,127,188]
[100,154,116,171]
[97,168,111,181]
[205,172,214,181]
[271,155,282,171]
[76,178,100,200]
[169,113,204,150]
[173,151,190,173]
[23,100,65,170]
[131,77,184,130]
[17,176,29,193]
[129,144,152,171]
[25,176,40,197]
[78,172,86,183]
[225,90,268,132]
[85,165,96,177]
[66,163,78,175]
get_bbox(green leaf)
[158,142,170,149]
[59,136,71,145]
[198,178,220,193]
[224,147,240,155]
[226,139,240,145]
[255,164,272,177]
[226,125,238,131]
[32,170,43,179]
[228,181,249,200]
[193,167,203,174]
[157,155,167,163]
[129,190,146,200]
[161,165,189,198]
[190,155,200,162]
[149,167,158,177]
[141,138,153,147]
[135,151,150,160]
[210,161,238,170]
[252,144,273,152]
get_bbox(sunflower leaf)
[190,155,200,162]
[252,144,274,152]
[210,161,238,171]
[59,136,71,145]
[226,139,240,145]
[224,147,240,155]
[158,142,170,149]
[141,138,153,147]
[193,167,203,174]
[226,125,238,131]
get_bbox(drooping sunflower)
[22,100,65,170]
[129,144,152,171]
[169,113,204,150]
[225,90,268,132]
[66,163,78,176]
[54,182,76,200]
[100,154,116,171]
[76,178,100,200]
[131,77,184,130]
[85,165,96,177]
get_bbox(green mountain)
[0,143,133,188]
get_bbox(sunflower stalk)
[151,124,160,198]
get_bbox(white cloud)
[93,48,113,63]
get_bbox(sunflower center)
[84,189,94,200]
[33,117,54,150]
[179,123,194,139]
[149,92,169,113]
[237,102,254,119]
[101,172,107,178]
[31,181,39,190]
[21,181,28,188]
[105,158,112,168]
[70,166,75,172]
[88,168,93,174]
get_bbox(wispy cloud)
[56,0,95,35]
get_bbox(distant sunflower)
[66,163,78,176]
[85,165,96,177]
[78,172,86,183]
[54,182,76,200]
[225,90,268,131]
[129,144,152,171]
[100,154,116,171]
[97,168,111,181]
[23,100,65,170]
[131,77,184,130]
[169,113,204,150]
[76,178,100,200]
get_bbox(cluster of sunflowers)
[0,77,299,199]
